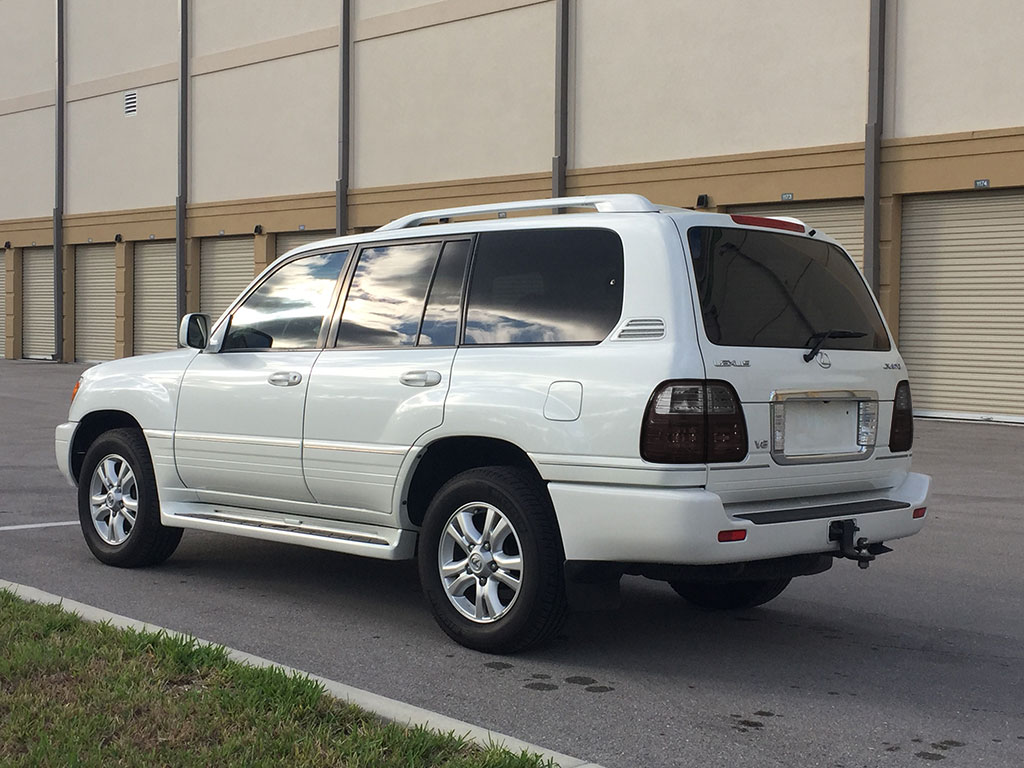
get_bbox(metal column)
[336,0,351,236]
[552,0,569,199]
[53,0,65,360]
[175,0,189,322]
[862,0,886,297]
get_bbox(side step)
[162,503,416,561]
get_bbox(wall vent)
[123,90,138,116]
[615,318,666,341]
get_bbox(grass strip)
[0,590,554,767]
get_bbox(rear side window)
[687,227,890,351]
[464,229,623,345]
[337,242,441,347]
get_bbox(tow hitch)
[828,519,892,569]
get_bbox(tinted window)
[687,227,889,351]
[419,240,470,347]
[464,229,623,345]
[337,242,441,347]
[222,250,347,351]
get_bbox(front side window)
[464,229,624,345]
[687,227,890,351]
[336,242,441,347]
[222,250,348,351]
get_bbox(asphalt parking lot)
[2,358,1023,768]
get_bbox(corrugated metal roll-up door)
[730,199,865,268]
[0,258,6,357]
[75,244,116,362]
[133,240,178,355]
[200,236,254,320]
[275,230,333,258]
[899,189,1024,422]
[22,247,55,359]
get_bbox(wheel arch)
[403,436,547,528]
[70,410,145,483]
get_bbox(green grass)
[0,590,554,767]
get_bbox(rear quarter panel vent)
[615,318,666,341]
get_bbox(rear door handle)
[400,370,442,387]
[268,371,303,387]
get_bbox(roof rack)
[376,194,660,231]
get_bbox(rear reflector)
[718,530,747,542]
[730,214,805,233]
[913,507,926,519]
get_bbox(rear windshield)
[687,227,890,351]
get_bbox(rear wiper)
[803,329,867,362]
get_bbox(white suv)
[56,195,930,653]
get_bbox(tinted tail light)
[889,380,914,452]
[641,380,748,464]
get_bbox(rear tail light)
[889,380,914,452]
[641,380,747,463]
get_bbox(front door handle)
[400,370,442,387]
[268,371,303,387]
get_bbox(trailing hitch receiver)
[828,519,892,569]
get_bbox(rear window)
[687,227,890,351]
[464,229,623,345]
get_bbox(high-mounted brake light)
[641,380,748,464]
[889,380,914,452]
[730,214,805,233]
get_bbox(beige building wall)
[353,0,440,21]
[190,48,339,203]
[1,0,55,100]
[573,0,870,169]
[887,0,1024,139]
[0,108,55,220]
[352,1,555,188]
[66,83,178,214]
[192,0,339,56]
[66,0,177,84]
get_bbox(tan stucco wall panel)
[574,0,869,169]
[63,207,175,247]
[66,0,177,85]
[1,0,55,101]
[352,2,554,188]
[66,82,177,215]
[187,193,336,239]
[0,107,55,220]
[889,0,1024,139]
[191,49,339,204]
[192,0,340,58]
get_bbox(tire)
[669,577,791,610]
[78,427,182,568]
[417,466,567,654]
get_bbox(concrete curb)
[1,579,604,768]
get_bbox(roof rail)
[376,194,659,231]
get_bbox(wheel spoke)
[445,572,475,599]
[492,552,521,571]
[489,516,511,548]
[455,510,482,546]
[90,492,107,506]
[492,568,521,592]
[100,459,118,490]
[474,583,487,619]
[444,523,473,554]
[482,580,504,618]
[122,495,138,513]
[440,558,468,578]
[121,505,137,527]
[116,460,129,484]
[111,512,128,543]
[480,507,497,543]
[92,503,112,523]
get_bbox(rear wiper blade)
[803,329,867,362]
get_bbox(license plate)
[783,399,858,457]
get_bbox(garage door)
[730,199,865,267]
[899,189,1024,422]
[200,236,254,320]
[22,247,54,359]
[75,244,116,362]
[133,240,178,355]
[275,230,333,258]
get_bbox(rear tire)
[78,428,182,568]
[418,466,567,653]
[669,577,791,610]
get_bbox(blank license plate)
[783,400,858,457]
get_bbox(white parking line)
[0,520,79,532]
[0,579,604,768]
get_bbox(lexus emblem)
[816,351,832,369]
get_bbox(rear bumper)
[549,472,930,565]
[55,421,78,488]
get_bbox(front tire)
[78,428,182,568]
[418,466,567,653]
[669,577,791,610]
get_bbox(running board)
[162,503,416,561]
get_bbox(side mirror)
[179,313,210,350]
